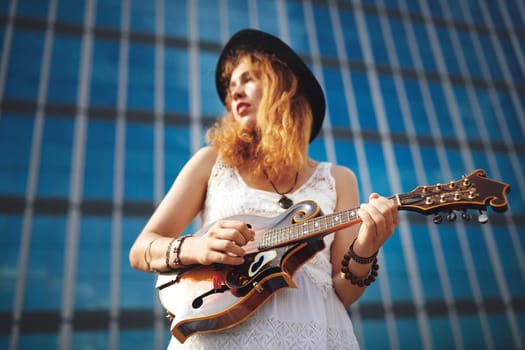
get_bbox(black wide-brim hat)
[215,29,325,142]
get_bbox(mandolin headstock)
[396,169,510,224]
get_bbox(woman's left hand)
[354,193,398,256]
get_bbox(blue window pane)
[198,0,221,42]
[488,314,515,349]
[130,1,155,34]
[451,86,482,140]
[381,232,413,303]
[412,223,445,300]
[257,1,279,36]
[426,1,445,18]
[429,317,455,349]
[485,2,505,27]
[16,0,49,19]
[492,226,525,298]
[459,315,486,348]
[352,73,378,130]
[366,15,390,66]
[417,146,442,184]
[56,0,85,23]
[478,33,503,81]
[165,0,188,37]
[435,26,461,76]
[472,88,504,143]
[4,29,45,100]
[325,67,350,129]
[36,117,75,197]
[165,47,189,113]
[314,5,337,59]
[200,52,224,116]
[443,0,464,22]
[456,29,483,79]
[500,38,524,83]
[75,216,111,309]
[503,1,525,29]
[428,82,455,139]
[19,334,58,349]
[164,126,191,192]
[465,225,500,298]
[124,123,154,201]
[335,139,357,170]
[379,75,406,134]
[128,43,155,110]
[404,0,422,14]
[389,19,415,69]
[404,79,432,136]
[439,225,473,299]
[120,217,155,308]
[120,329,156,349]
[90,39,119,107]
[72,331,109,349]
[394,144,417,191]
[361,319,391,349]
[48,34,81,104]
[24,215,66,310]
[308,137,328,163]
[83,119,115,199]
[381,0,399,11]
[0,1,9,13]
[412,23,437,72]
[366,142,390,194]
[462,1,484,25]
[287,2,309,56]
[95,0,121,29]
[396,318,423,348]
[338,10,363,61]
[0,115,33,195]
[497,91,525,146]
[0,215,23,311]
[227,1,250,34]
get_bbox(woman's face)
[229,60,263,130]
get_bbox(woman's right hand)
[181,220,255,266]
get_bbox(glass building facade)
[0,0,524,349]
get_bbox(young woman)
[129,29,398,349]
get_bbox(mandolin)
[156,169,510,343]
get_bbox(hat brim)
[215,29,325,142]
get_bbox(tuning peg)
[433,213,443,224]
[447,211,457,222]
[478,210,489,224]
[461,210,472,222]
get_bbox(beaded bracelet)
[341,257,380,287]
[172,235,192,266]
[165,238,177,271]
[346,237,378,264]
[341,238,380,287]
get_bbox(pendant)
[279,195,293,209]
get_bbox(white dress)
[168,160,360,350]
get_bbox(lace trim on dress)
[178,316,359,350]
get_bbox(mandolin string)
[258,206,362,250]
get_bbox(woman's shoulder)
[187,146,218,167]
[181,146,219,181]
[328,163,358,187]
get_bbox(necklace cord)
[266,171,299,195]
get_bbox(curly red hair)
[207,50,313,183]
